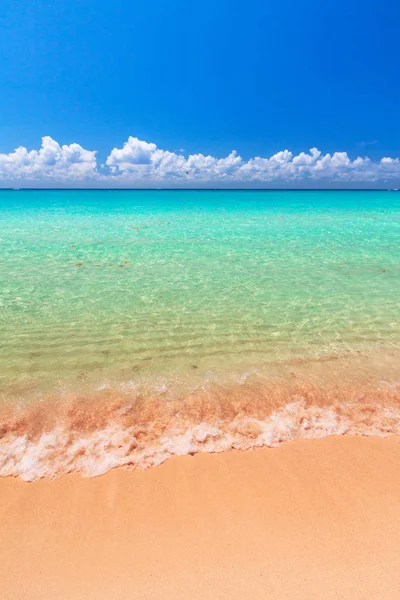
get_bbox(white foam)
[1,399,400,482]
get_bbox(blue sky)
[0,0,399,186]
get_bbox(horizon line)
[0,188,399,192]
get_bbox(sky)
[0,0,399,187]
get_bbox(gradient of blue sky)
[0,0,399,185]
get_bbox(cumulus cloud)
[105,136,242,180]
[1,136,400,185]
[0,137,97,180]
[106,137,400,183]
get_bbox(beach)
[1,190,400,597]
[2,435,400,599]
[2,0,399,591]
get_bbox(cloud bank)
[1,136,400,186]
[0,137,97,181]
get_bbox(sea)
[0,189,399,480]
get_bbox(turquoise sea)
[1,190,400,479]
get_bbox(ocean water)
[1,189,400,480]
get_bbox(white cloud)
[0,137,97,180]
[1,136,400,185]
[105,136,242,180]
[105,138,263,181]
[106,137,400,183]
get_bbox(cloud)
[0,137,97,180]
[105,136,242,180]
[1,136,400,185]
[106,138,400,183]
[357,140,378,147]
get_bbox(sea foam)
[1,377,400,481]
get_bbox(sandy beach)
[1,435,400,599]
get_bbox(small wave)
[1,375,400,481]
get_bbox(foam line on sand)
[1,435,400,599]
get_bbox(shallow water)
[0,190,399,479]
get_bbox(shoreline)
[2,350,400,480]
[2,435,400,599]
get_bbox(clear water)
[1,190,400,479]
[1,189,399,392]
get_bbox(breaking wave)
[1,370,400,481]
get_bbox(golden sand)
[1,436,400,599]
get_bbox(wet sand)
[1,435,400,599]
